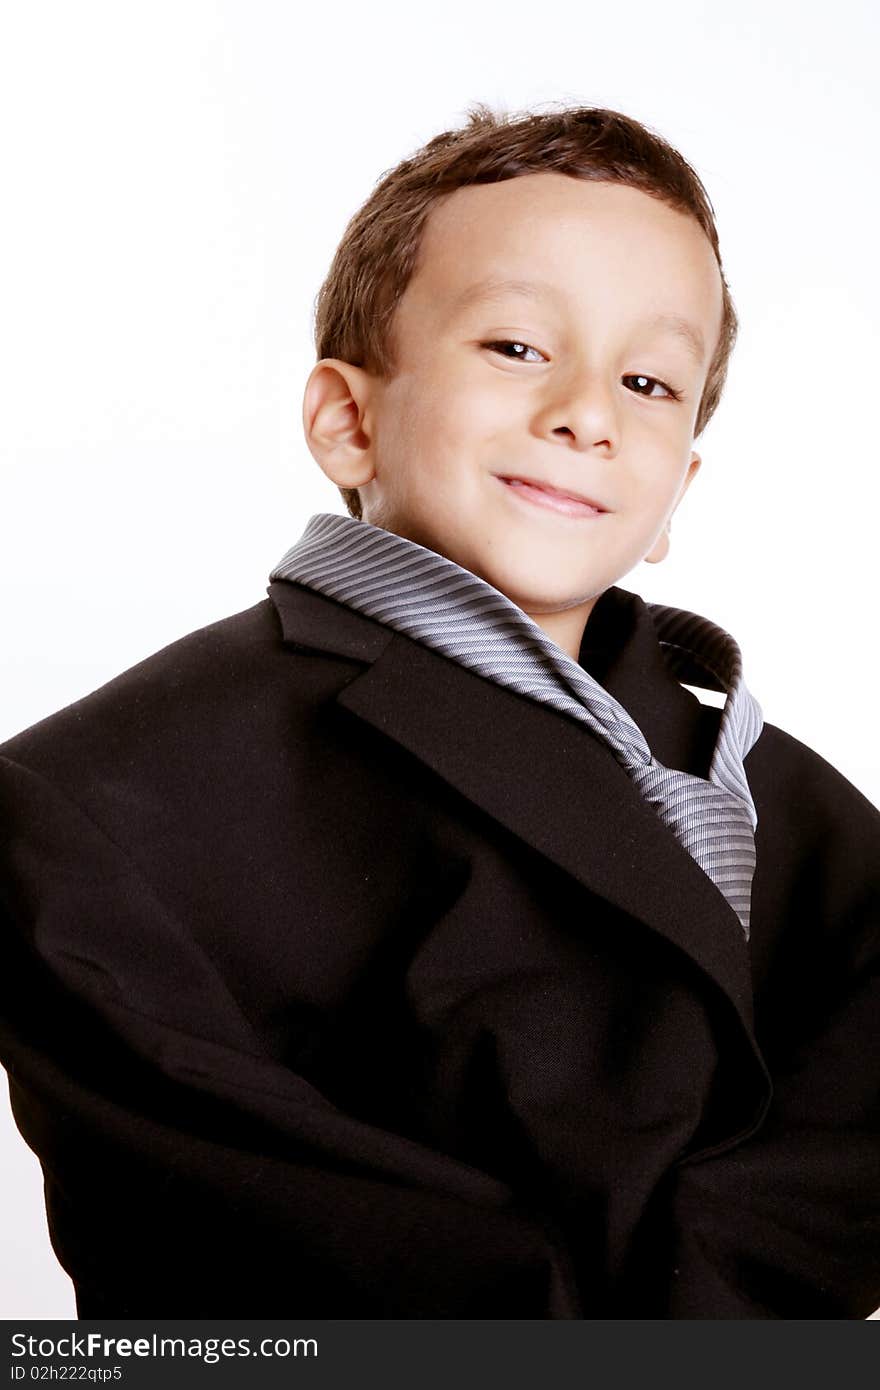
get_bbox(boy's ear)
[302,359,378,490]
[643,451,702,565]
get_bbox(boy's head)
[303,103,734,655]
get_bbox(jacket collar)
[267,578,768,1109]
[576,584,721,779]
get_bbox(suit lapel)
[268,580,761,1055]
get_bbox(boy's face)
[309,172,724,655]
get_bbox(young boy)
[1,103,878,1320]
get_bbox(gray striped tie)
[271,513,764,941]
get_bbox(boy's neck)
[523,598,601,663]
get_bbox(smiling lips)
[496,475,608,519]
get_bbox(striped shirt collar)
[270,512,763,940]
[270,512,759,780]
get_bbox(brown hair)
[313,100,739,520]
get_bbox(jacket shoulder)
[748,722,880,938]
[750,718,879,828]
[0,598,283,769]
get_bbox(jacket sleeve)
[0,754,580,1318]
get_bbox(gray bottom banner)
[2,1319,875,1389]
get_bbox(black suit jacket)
[0,581,878,1318]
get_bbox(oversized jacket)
[0,578,878,1318]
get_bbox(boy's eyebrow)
[451,275,707,365]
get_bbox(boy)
[1,103,878,1319]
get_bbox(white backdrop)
[1,0,877,1320]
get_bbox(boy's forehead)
[420,171,704,257]
[404,174,723,348]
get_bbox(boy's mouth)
[495,474,609,519]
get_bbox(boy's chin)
[482,564,606,614]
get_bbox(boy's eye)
[484,339,546,364]
[623,374,681,401]
[483,341,682,402]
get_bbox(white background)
[1,0,878,1319]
